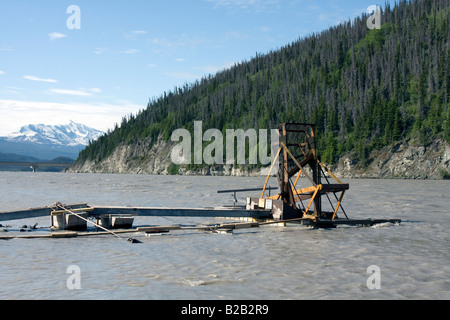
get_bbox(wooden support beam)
[287,153,313,178]
[90,206,273,220]
[260,147,282,199]
[332,191,345,221]
[0,203,272,223]
[280,142,316,187]
[51,207,95,215]
[302,185,321,217]
[318,160,343,184]
[291,169,302,191]
[217,187,278,194]
[137,226,182,232]
[0,204,88,222]
[292,185,319,196]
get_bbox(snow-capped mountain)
[5,121,104,147]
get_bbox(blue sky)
[0,0,386,135]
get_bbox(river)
[0,172,449,300]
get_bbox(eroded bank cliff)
[71,136,449,180]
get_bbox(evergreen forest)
[77,0,449,169]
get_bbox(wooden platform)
[0,203,272,223]
[0,217,402,240]
[0,220,264,240]
[89,206,272,219]
[0,204,88,222]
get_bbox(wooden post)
[332,191,345,221]
[260,147,282,199]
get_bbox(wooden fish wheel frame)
[261,123,350,224]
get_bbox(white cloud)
[148,35,206,52]
[148,37,174,48]
[49,89,94,96]
[197,62,236,75]
[23,75,58,83]
[0,99,143,136]
[0,70,5,74]
[0,86,24,96]
[165,62,235,83]
[120,49,141,54]
[175,58,185,62]
[205,0,281,12]
[48,32,67,41]
[222,30,251,41]
[164,71,202,81]
[94,47,108,55]
[124,30,148,41]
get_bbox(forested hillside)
[77,0,449,171]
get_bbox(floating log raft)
[0,217,402,241]
[0,221,264,240]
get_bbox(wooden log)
[0,234,54,240]
[51,231,78,238]
[91,206,272,219]
[51,207,94,215]
[316,218,402,228]
[137,226,182,232]
[144,229,171,234]
[219,222,260,230]
[217,187,278,194]
[0,204,88,222]
[1,231,79,240]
